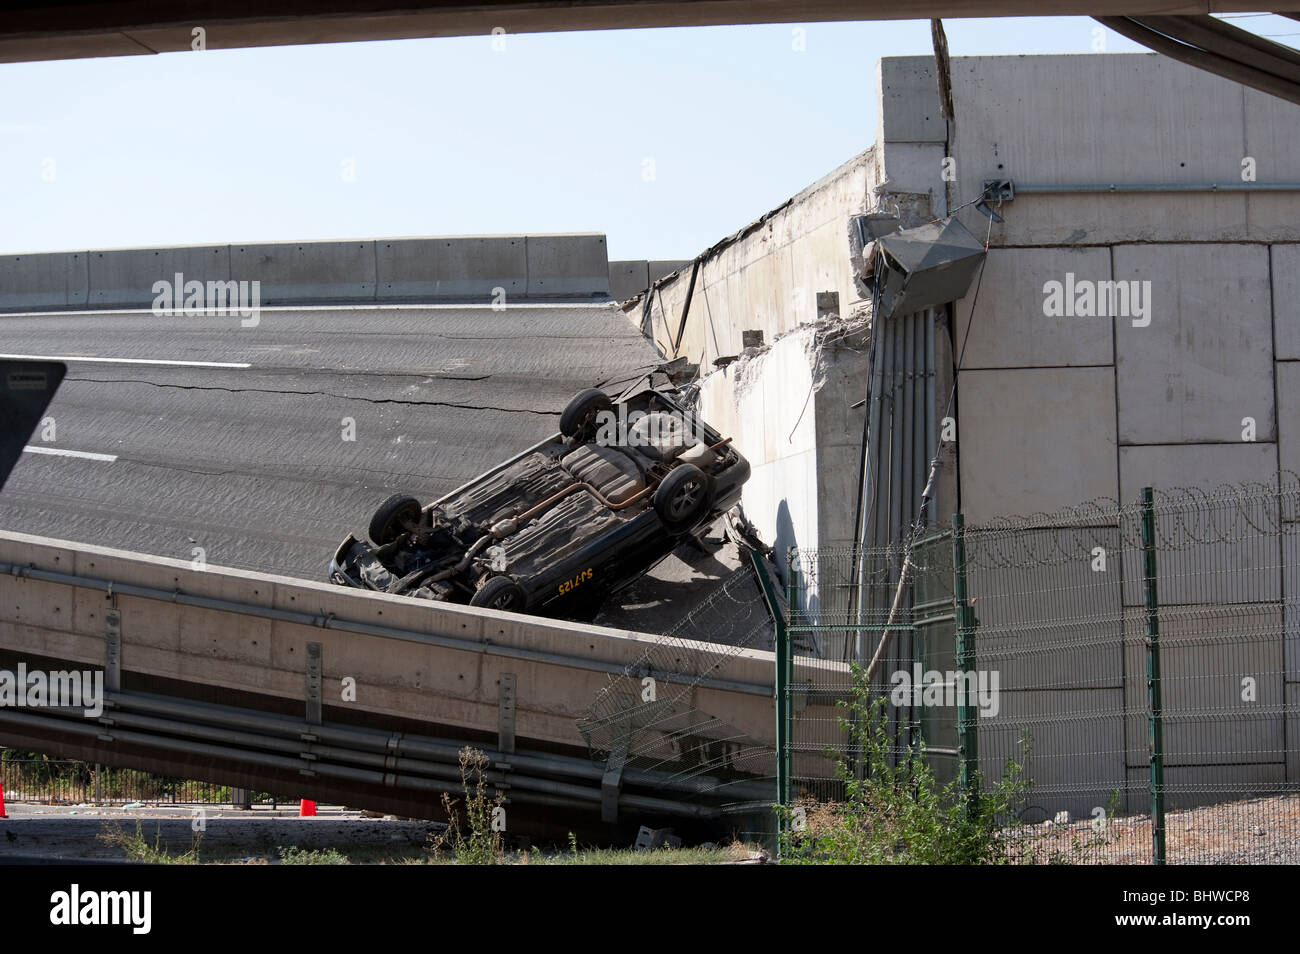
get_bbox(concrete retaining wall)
[866,54,1300,813]
[0,234,612,311]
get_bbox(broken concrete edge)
[701,314,871,401]
[621,150,878,311]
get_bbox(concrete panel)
[230,240,375,303]
[944,54,1300,246]
[878,141,946,203]
[739,245,796,342]
[88,244,230,308]
[524,234,609,297]
[967,532,1125,690]
[1118,442,1281,605]
[980,688,1128,819]
[1271,246,1300,360]
[647,260,689,284]
[0,251,87,310]
[957,366,1118,522]
[1114,244,1274,444]
[377,236,526,300]
[1126,763,1287,814]
[955,247,1114,369]
[788,222,854,323]
[876,56,946,145]
[1123,605,1284,767]
[608,259,650,301]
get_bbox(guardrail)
[0,531,775,825]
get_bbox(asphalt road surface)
[0,303,662,584]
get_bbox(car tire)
[654,463,711,530]
[559,388,613,439]
[368,494,422,545]
[470,575,528,611]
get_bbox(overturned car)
[328,386,750,617]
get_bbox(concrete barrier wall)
[88,244,230,309]
[608,259,690,302]
[0,251,88,310]
[378,236,527,299]
[231,240,372,303]
[525,233,609,297]
[0,233,612,311]
[0,531,774,757]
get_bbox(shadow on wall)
[773,498,819,618]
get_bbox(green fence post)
[750,549,792,841]
[1139,487,1166,865]
[952,513,978,814]
[774,549,796,836]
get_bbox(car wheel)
[653,463,710,530]
[559,388,613,439]
[368,494,422,545]
[470,575,528,611]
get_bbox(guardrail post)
[1140,487,1166,865]
[953,513,978,814]
[306,641,322,726]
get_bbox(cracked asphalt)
[0,304,661,582]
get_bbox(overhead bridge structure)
[0,530,788,836]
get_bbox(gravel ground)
[1003,794,1300,864]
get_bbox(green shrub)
[430,747,504,865]
[779,669,1030,865]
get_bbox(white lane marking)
[23,445,117,462]
[0,353,250,369]
[0,302,616,318]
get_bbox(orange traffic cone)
[298,799,316,817]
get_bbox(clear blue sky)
[0,15,1281,260]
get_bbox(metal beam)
[0,2,1269,65]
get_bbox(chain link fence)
[1,757,287,807]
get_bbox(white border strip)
[23,446,118,462]
[0,353,250,369]
[0,302,617,319]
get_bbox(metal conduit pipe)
[889,312,905,551]
[0,560,771,697]
[98,689,774,802]
[924,308,937,527]
[1008,180,1300,194]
